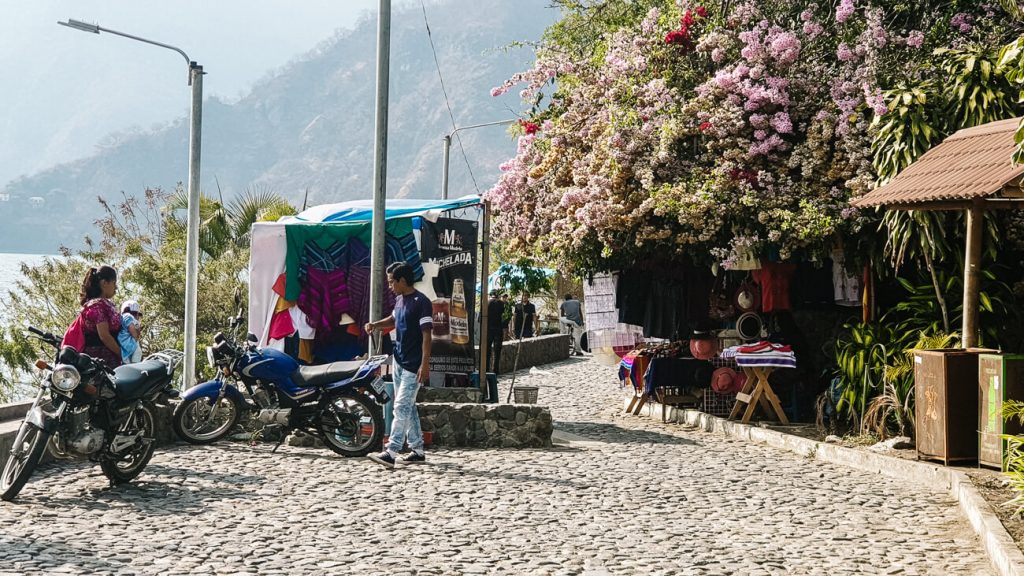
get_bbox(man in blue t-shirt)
[365,261,433,468]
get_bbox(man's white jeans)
[558,317,584,354]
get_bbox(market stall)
[247,196,485,387]
[589,253,863,423]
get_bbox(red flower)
[681,10,695,27]
[696,6,708,18]
[521,121,539,135]
[699,121,713,132]
[665,29,691,45]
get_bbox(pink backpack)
[62,313,86,352]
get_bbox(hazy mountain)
[0,0,556,252]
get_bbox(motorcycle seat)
[113,360,172,400]
[291,361,363,388]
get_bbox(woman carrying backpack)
[77,265,123,368]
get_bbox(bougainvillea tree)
[487,0,1024,273]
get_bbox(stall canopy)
[851,117,1024,347]
[248,196,482,345]
[286,196,481,223]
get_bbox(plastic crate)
[702,389,736,418]
[513,386,539,404]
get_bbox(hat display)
[736,312,763,341]
[688,336,719,361]
[710,367,737,394]
[732,371,747,394]
[121,300,141,315]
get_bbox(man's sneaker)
[368,451,396,469]
[397,452,426,465]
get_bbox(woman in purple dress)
[79,265,122,368]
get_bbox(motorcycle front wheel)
[100,404,156,485]
[172,394,242,444]
[317,393,383,457]
[1,422,50,501]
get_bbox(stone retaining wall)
[417,387,482,404]
[479,333,570,375]
[418,403,552,448]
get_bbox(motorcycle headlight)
[51,364,81,394]
[206,346,216,369]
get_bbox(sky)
[0,0,380,185]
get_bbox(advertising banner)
[419,217,478,384]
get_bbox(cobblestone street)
[0,357,996,575]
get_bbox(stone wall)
[480,333,570,375]
[418,403,552,448]
[418,387,482,404]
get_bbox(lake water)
[0,253,57,402]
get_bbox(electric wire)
[420,0,481,194]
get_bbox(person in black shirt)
[512,292,538,339]
[485,290,508,373]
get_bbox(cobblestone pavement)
[0,357,996,575]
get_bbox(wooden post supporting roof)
[962,202,984,348]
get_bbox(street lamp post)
[440,119,516,200]
[59,19,204,388]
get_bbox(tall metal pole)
[441,135,451,200]
[182,63,203,388]
[57,19,203,388]
[478,201,491,385]
[368,0,391,340]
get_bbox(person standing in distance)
[485,290,508,374]
[559,293,586,356]
[365,262,432,468]
[513,292,539,339]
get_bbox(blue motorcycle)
[172,317,390,457]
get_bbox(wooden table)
[728,366,790,424]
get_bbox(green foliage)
[0,186,295,399]
[495,258,553,297]
[1002,399,1024,516]
[832,319,960,438]
[833,321,916,432]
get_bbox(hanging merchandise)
[733,277,760,313]
[736,312,764,342]
[751,261,797,312]
[831,248,862,307]
[707,272,736,320]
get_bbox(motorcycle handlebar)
[26,326,60,349]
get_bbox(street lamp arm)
[447,119,516,140]
[58,19,193,69]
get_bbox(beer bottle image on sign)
[450,278,470,345]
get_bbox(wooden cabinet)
[978,354,1024,470]
[914,349,992,465]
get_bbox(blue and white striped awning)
[284,196,481,223]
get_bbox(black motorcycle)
[1,327,181,501]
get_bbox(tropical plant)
[0,186,296,398]
[164,184,296,259]
[1001,399,1024,516]
[832,320,916,433]
[862,332,959,439]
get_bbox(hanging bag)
[62,312,86,352]
[707,273,735,320]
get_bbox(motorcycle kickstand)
[271,430,289,454]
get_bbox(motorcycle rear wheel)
[100,405,156,485]
[1,422,50,501]
[172,394,242,444]
[317,393,383,457]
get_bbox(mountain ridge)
[1,0,554,252]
